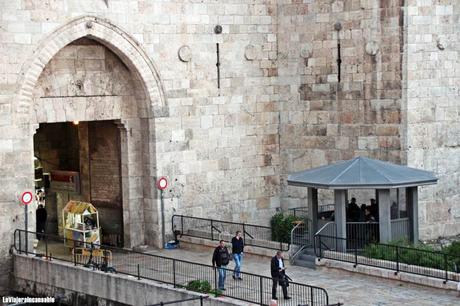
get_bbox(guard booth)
[287,156,438,249]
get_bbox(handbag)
[280,273,292,287]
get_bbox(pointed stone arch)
[15,15,167,121]
[15,16,165,248]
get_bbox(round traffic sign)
[157,177,168,190]
[21,191,33,205]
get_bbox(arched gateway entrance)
[15,16,166,248]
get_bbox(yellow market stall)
[63,200,100,249]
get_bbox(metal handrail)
[172,214,289,251]
[315,233,460,283]
[314,222,337,257]
[315,222,336,236]
[289,220,308,264]
[290,221,306,245]
[13,229,331,306]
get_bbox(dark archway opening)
[33,120,124,247]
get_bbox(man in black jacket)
[212,240,230,290]
[270,251,291,300]
[231,230,244,280]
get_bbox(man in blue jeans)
[212,240,230,290]
[231,231,244,280]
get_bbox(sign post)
[156,177,168,248]
[20,191,33,253]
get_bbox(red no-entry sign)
[20,191,33,205]
[156,177,168,190]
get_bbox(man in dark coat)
[270,251,291,300]
[212,240,230,290]
[36,204,47,240]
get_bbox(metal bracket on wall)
[216,43,221,93]
[334,22,342,83]
[337,40,342,83]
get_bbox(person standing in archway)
[36,204,47,240]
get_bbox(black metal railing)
[288,207,309,219]
[14,229,330,306]
[315,234,460,283]
[346,222,380,249]
[288,205,335,219]
[172,215,288,251]
[148,296,208,306]
[319,204,335,213]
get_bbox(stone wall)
[13,254,242,306]
[278,0,404,208]
[150,0,281,226]
[88,120,123,245]
[0,0,459,294]
[405,0,460,239]
[0,1,280,293]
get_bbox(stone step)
[302,247,317,256]
[294,259,317,269]
[298,253,316,262]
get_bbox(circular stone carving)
[178,45,192,62]
[244,44,257,61]
[436,38,445,50]
[85,21,93,29]
[365,41,379,56]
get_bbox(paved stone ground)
[148,248,459,306]
[34,241,459,305]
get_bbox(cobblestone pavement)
[149,247,459,306]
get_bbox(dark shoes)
[233,275,243,280]
[285,296,291,300]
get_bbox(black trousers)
[36,221,46,240]
[272,277,288,298]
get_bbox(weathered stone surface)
[0,0,459,294]
[14,254,241,306]
[401,0,460,240]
